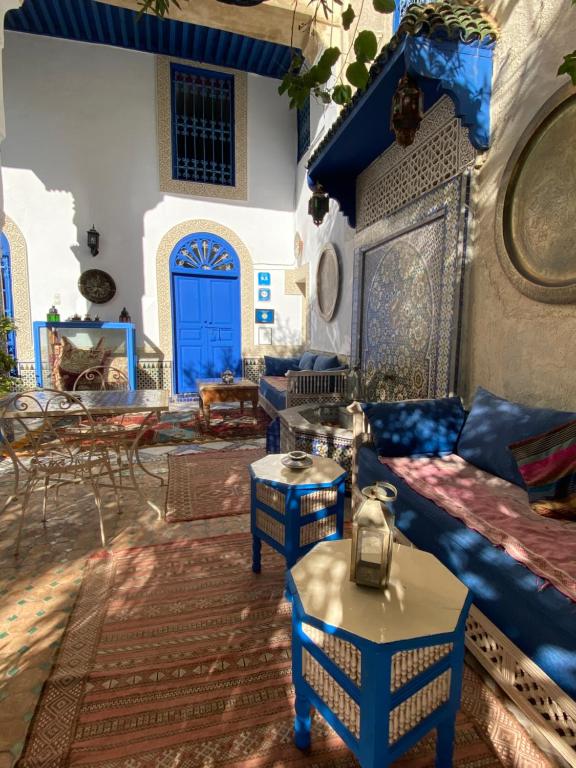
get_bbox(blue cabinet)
[33,322,137,390]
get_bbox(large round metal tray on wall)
[78,269,117,304]
[496,85,576,303]
[316,244,341,321]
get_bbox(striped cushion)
[509,420,576,519]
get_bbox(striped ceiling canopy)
[5,0,294,79]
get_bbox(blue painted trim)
[33,321,137,388]
[0,233,17,371]
[5,0,294,80]
[170,232,240,276]
[307,36,494,228]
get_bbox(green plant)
[0,315,17,393]
[558,0,576,84]
[138,0,396,108]
[279,0,396,109]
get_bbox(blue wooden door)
[171,233,241,393]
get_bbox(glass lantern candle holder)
[350,482,397,589]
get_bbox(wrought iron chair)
[0,389,119,554]
[73,365,129,391]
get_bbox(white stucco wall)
[295,97,355,357]
[1,31,301,359]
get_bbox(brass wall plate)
[497,85,576,303]
[78,269,116,304]
[316,243,340,322]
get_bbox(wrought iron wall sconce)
[87,226,100,257]
[391,74,423,147]
[308,183,330,226]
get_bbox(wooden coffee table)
[196,378,259,426]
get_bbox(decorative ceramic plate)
[281,455,313,470]
[498,88,576,303]
[316,244,340,321]
[78,269,116,304]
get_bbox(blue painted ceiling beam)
[5,0,294,80]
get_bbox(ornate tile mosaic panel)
[353,174,471,401]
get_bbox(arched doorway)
[171,232,241,393]
[1,232,17,369]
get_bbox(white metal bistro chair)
[73,365,129,391]
[0,389,120,554]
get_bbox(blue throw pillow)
[299,351,318,370]
[362,397,466,458]
[456,387,576,487]
[264,355,300,377]
[313,354,340,371]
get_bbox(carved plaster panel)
[156,57,248,201]
[156,219,254,363]
[357,97,475,231]
[285,264,309,345]
[3,215,33,363]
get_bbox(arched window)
[0,233,17,368]
[170,232,240,276]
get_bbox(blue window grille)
[393,0,431,32]
[170,232,240,277]
[297,97,310,162]
[170,63,235,186]
[0,233,17,370]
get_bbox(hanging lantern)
[87,225,100,257]
[308,183,330,227]
[391,74,423,147]
[350,482,397,589]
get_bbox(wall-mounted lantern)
[87,226,100,257]
[308,183,330,226]
[391,74,423,147]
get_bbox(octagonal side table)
[249,454,346,573]
[288,539,472,768]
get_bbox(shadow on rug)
[165,448,265,522]
[18,534,552,768]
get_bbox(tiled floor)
[0,438,264,767]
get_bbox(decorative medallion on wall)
[78,269,116,304]
[316,244,340,322]
[497,87,576,303]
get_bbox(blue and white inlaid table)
[288,539,472,767]
[249,454,346,574]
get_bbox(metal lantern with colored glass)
[391,74,423,147]
[350,482,397,589]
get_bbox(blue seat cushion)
[362,397,465,458]
[357,444,576,700]
[298,352,318,370]
[259,376,287,412]
[456,387,576,487]
[264,355,299,377]
[313,354,340,371]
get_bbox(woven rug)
[18,534,552,768]
[133,407,271,446]
[165,448,265,522]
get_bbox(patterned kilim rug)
[165,448,265,522]
[18,534,552,768]
[150,407,271,445]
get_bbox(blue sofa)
[258,352,348,417]
[351,390,576,763]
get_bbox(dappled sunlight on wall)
[465,0,576,409]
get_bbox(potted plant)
[0,315,18,394]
